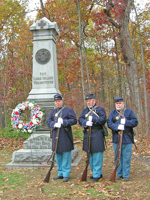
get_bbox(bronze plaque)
[35,49,51,65]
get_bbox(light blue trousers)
[55,151,71,178]
[113,143,132,178]
[89,152,103,178]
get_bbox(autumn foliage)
[0,0,150,136]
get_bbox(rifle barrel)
[43,128,60,183]
[80,101,94,181]
[80,126,91,181]
[109,130,123,182]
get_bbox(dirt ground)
[0,135,150,200]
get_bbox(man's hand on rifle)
[120,118,126,125]
[54,122,61,128]
[118,117,126,131]
[88,116,92,122]
[58,117,63,124]
[86,121,93,126]
[118,124,124,131]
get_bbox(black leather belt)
[113,129,132,134]
[91,129,102,131]
[87,126,102,131]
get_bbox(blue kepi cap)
[85,94,95,100]
[54,94,62,101]
[115,97,123,102]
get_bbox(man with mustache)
[107,97,138,181]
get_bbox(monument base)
[5,148,82,169]
[5,154,83,169]
[5,132,82,169]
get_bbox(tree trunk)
[0,101,5,129]
[75,0,86,106]
[40,0,46,17]
[114,37,122,97]
[100,62,105,103]
[83,42,91,93]
[134,4,149,136]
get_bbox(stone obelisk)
[27,17,60,130]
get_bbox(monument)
[5,17,81,169]
[27,17,60,125]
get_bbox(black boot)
[53,176,63,180]
[93,174,103,182]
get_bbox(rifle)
[80,101,94,181]
[80,125,91,181]
[44,107,64,183]
[43,127,60,183]
[109,130,123,182]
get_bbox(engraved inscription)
[35,49,51,65]
[33,72,54,85]
[24,136,52,149]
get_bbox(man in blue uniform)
[107,97,138,181]
[78,94,107,182]
[47,94,77,182]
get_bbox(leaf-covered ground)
[0,135,150,200]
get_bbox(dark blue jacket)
[78,104,106,153]
[107,108,138,144]
[47,107,77,153]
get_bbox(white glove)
[88,116,92,122]
[58,117,63,124]
[86,121,93,126]
[120,118,126,125]
[118,124,124,130]
[54,122,61,128]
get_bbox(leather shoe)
[93,174,103,182]
[53,176,63,180]
[115,176,122,180]
[63,177,68,182]
[123,177,129,181]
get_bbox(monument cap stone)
[30,17,59,34]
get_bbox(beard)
[116,107,122,111]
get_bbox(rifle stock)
[109,130,123,182]
[43,128,60,183]
[80,126,91,181]
[43,162,54,183]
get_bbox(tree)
[103,0,143,136]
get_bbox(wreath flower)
[11,101,44,133]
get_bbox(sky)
[27,0,47,20]
[27,0,150,20]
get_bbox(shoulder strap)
[116,108,126,118]
[85,105,98,118]
[55,106,65,118]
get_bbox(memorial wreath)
[11,101,44,133]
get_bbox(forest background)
[0,0,150,139]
